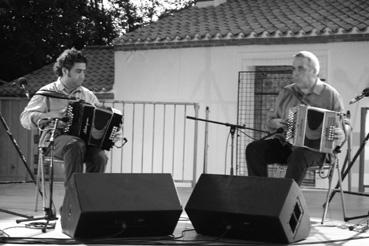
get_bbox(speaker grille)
[61,173,182,239]
[289,197,304,235]
[185,174,311,243]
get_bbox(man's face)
[62,62,86,90]
[292,56,316,90]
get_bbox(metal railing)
[0,98,200,186]
[359,107,369,192]
[101,100,199,187]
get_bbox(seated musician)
[246,51,351,186]
[20,48,108,188]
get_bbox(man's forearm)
[20,111,44,130]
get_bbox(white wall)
[114,41,369,188]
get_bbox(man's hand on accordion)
[37,109,67,130]
[110,123,128,148]
[268,118,288,132]
[333,127,346,146]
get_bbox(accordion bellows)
[286,105,342,153]
[64,101,122,150]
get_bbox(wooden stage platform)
[1,182,369,245]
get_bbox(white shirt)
[20,78,100,130]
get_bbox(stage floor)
[1,182,369,245]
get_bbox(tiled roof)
[0,46,114,98]
[114,0,369,48]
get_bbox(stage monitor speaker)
[61,173,182,239]
[185,174,311,243]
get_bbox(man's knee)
[64,138,86,156]
[288,148,310,167]
[88,149,108,167]
[246,141,260,156]
[85,150,107,173]
[96,151,108,165]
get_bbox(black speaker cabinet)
[185,174,311,243]
[61,173,182,239]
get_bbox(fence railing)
[0,98,200,186]
[101,100,200,187]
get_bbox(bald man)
[246,51,350,185]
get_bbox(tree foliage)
[0,0,117,81]
[108,0,195,34]
[0,0,194,81]
[109,0,143,34]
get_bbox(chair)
[268,153,347,224]
[319,154,347,224]
[34,126,64,212]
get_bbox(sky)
[103,0,192,12]
[103,0,193,23]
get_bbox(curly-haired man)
[20,48,107,188]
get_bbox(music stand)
[186,116,269,175]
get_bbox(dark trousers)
[245,138,325,185]
[53,135,108,187]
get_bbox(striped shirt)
[20,78,100,130]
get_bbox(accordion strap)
[288,87,310,106]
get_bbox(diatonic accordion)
[63,101,122,150]
[285,105,342,153]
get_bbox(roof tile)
[0,46,114,98]
[114,0,369,46]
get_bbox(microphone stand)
[259,128,284,141]
[16,119,59,232]
[0,112,38,187]
[0,88,42,219]
[326,130,369,221]
[186,116,269,176]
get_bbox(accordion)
[285,105,342,153]
[63,101,123,150]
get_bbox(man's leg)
[85,146,108,173]
[54,135,86,187]
[246,138,291,177]
[285,148,325,185]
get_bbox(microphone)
[15,77,30,99]
[121,137,128,148]
[276,127,284,133]
[46,116,69,122]
[115,137,128,148]
[349,88,369,104]
[260,127,284,140]
[18,77,27,86]
[37,116,69,129]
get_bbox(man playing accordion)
[20,48,110,188]
[246,51,351,186]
